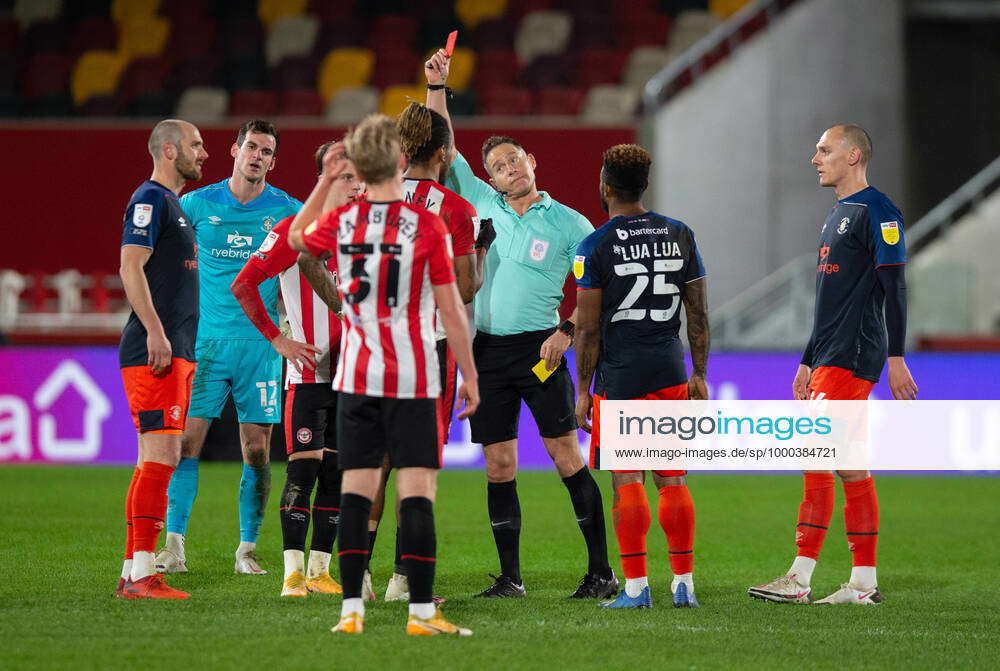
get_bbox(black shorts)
[284,382,338,455]
[337,392,440,470]
[436,338,457,445]
[469,328,577,446]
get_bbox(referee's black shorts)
[470,328,577,446]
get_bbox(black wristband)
[426,84,453,97]
[558,320,575,337]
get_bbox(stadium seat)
[670,9,721,53]
[617,10,672,47]
[71,50,129,105]
[0,20,18,56]
[69,17,118,59]
[471,17,517,50]
[258,0,308,28]
[19,20,70,57]
[709,0,749,19]
[312,17,368,53]
[514,10,572,65]
[372,48,419,89]
[419,46,475,92]
[174,86,229,123]
[277,87,323,116]
[536,86,585,115]
[117,56,172,111]
[64,0,113,22]
[212,0,258,20]
[22,52,72,98]
[228,88,277,117]
[623,46,671,91]
[165,15,216,59]
[169,54,223,91]
[518,54,573,88]
[579,84,639,123]
[474,49,518,89]
[272,55,318,90]
[368,14,418,50]
[118,16,171,59]
[572,12,615,49]
[317,48,374,101]
[379,84,425,117]
[480,85,532,115]
[111,0,159,25]
[507,0,554,22]
[575,48,628,87]
[308,0,357,23]
[455,0,507,30]
[324,85,378,125]
[221,16,266,60]
[161,0,210,25]
[265,14,319,66]
[13,0,62,27]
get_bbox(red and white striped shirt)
[302,200,456,399]
[246,215,343,385]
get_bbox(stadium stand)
[324,85,379,124]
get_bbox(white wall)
[650,0,906,307]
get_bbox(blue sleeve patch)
[867,199,906,267]
[121,187,164,249]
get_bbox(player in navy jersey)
[748,124,917,606]
[117,119,207,599]
[574,144,710,609]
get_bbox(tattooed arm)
[574,288,603,432]
[297,252,342,314]
[682,277,710,400]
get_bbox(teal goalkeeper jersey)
[180,179,302,341]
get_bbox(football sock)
[487,479,522,582]
[124,466,141,560]
[341,597,364,618]
[843,476,879,574]
[338,493,372,600]
[279,458,319,551]
[658,484,695,576]
[612,482,650,580]
[131,461,174,581]
[307,550,332,579]
[788,556,817,586]
[120,560,133,581]
[795,473,835,560]
[239,463,271,543]
[283,549,304,579]
[851,566,877,589]
[394,527,405,576]
[399,496,436,605]
[671,573,693,592]
[165,457,199,535]
[310,450,341,555]
[366,527,378,570]
[625,577,649,599]
[562,466,612,576]
[409,602,436,619]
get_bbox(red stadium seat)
[0,20,18,56]
[617,11,672,47]
[277,88,323,116]
[271,55,318,91]
[220,17,265,60]
[169,54,223,91]
[70,17,119,60]
[573,12,616,49]
[166,16,216,60]
[368,14,418,50]
[575,49,628,87]
[228,88,277,117]
[20,20,70,58]
[308,0,357,23]
[160,0,211,25]
[507,0,555,22]
[474,49,518,89]
[536,86,585,115]
[471,17,518,50]
[118,57,172,103]
[22,52,72,98]
[518,54,573,88]
[372,49,420,89]
[480,85,533,115]
[312,18,369,53]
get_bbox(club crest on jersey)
[573,255,586,279]
[296,428,312,444]
[262,216,275,232]
[880,221,900,245]
[530,238,549,262]
[169,405,181,421]
[837,217,849,234]
[616,228,629,241]
[132,203,152,227]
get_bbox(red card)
[445,30,458,57]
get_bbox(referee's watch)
[558,319,575,341]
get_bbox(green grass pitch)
[1,465,997,670]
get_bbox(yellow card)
[532,358,556,382]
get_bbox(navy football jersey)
[119,180,199,368]
[575,212,706,399]
[804,186,906,382]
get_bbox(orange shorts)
[590,382,688,477]
[808,366,874,401]
[121,358,196,434]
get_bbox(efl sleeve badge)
[880,221,900,245]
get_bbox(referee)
[426,49,616,599]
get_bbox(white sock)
[624,577,648,598]
[788,556,817,586]
[341,597,364,618]
[283,549,304,578]
[409,602,436,619]
[671,573,694,593]
[120,559,133,581]
[850,566,877,590]
[165,532,185,556]
[237,541,256,555]
[307,550,332,579]
[131,551,155,581]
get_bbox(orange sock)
[658,484,695,575]
[843,476,879,566]
[124,466,142,560]
[613,482,650,579]
[796,473,835,560]
[132,462,174,553]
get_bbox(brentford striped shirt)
[245,215,343,385]
[302,200,456,398]
[403,177,477,339]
